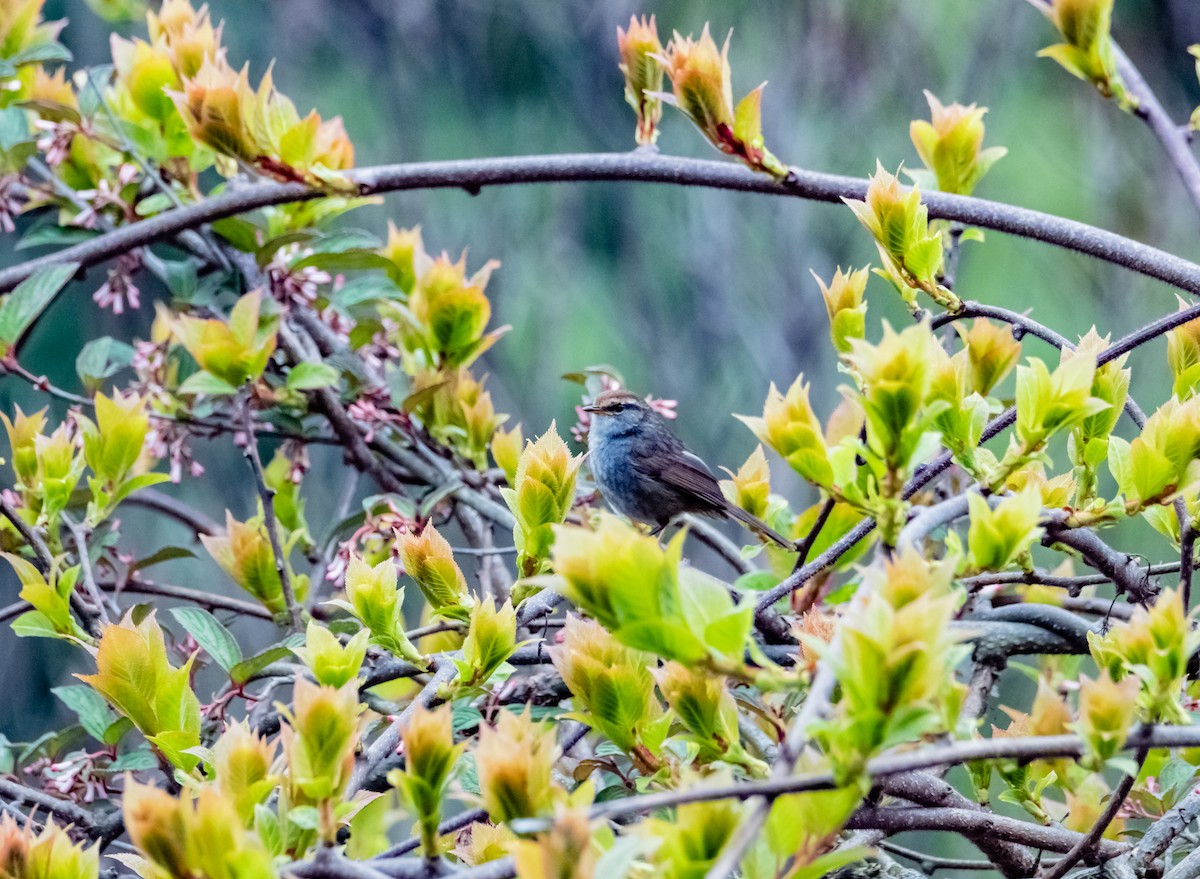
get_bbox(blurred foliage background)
[3,0,1200,801]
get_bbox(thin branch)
[794,496,835,571]
[0,776,121,842]
[105,578,274,620]
[1110,43,1200,219]
[1182,524,1196,610]
[1039,746,1148,878]
[682,514,754,576]
[879,771,1035,878]
[960,561,1180,591]
[121,489,220,536]
[352,657,460,794]
[1128,788,1200,872]
[61,513,112,624]
[878,842,1000,872]
[241,399,303,632]
[0,493,100,636]
[704,495,973,879]
[5,154,1200,295]
[847,806,1126,859]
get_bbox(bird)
[582,388,794,549]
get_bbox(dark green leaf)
[0,262,79,346]
[76,336,135,389]
[52,684,120,743]
[291,249,397,275]
[18,223,99,251]
[0,107,29,151]
[211,216,261,252]
[8,42,73,66]
[169,607,243,673]
[230,638,303,685]
[103,747,159,773]
[129,545,197,572]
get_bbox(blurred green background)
[3,0,1200,854]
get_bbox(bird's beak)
[581,404,601,414]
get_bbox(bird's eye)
[613,402,627,412]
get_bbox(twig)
[960,561,1180,591]
[1109,42,1200,220]
[104,578,274,620]
[456,504,511,603]
[682,514,754,576]
[704,495,973,879]
[1038,746,1148,879]
[121,489,220,536]
[1182,524,1196,610]
[5,154,1200,295]
[1129,788,1200,871]
[61,513,113,624]
[879,841,1013,872]
[0,776,121,842]
[793,495,835,572]
[879,771,1035,878]
[352,658,460,794]
[0,493,100,636]
[240,399,303,632]
[848,806,1126,859]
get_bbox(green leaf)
[11,610,59,639]
[732,571,779,592]
[177,370,240,396]
[286,362,340,390]
[0,263,79,347]
[8,42,73,67]
[169,607,243,673]
[104,747,159,772]
[17,223,98,251]
[212,217,261,252]
[230,640,301,685]
[290,249,397,275]
[129,545,197,573]
[52,684,121,743]
[76,336,135,390]
[288,805,320,830]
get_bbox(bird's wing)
[631,444,727,512]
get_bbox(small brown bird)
[582,389,794,548]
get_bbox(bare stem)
[241,397,303,632]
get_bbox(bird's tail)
[722,501,795,550]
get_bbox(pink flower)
[93,251,143,315]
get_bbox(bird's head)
[581,389,654,442]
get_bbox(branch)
[241,401,303,632]
[1110,42,1200,220]
[121,489,220,536]
[879,771,1035,878]
[5,154,1200,295]
[0,776,122,842]
[847,806,1126,860]
[1039,746,1148,878]
[104,578,274,620]
[352,657,460,794]
[703,495,973,879]
[0,493,100,636]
